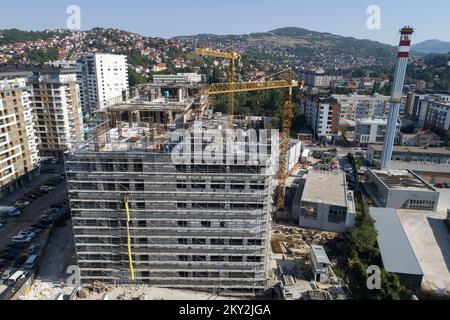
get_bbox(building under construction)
[66,82,277,296]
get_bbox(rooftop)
[311,245,331,265]
[302,171,348,207]
[369,208,423,276]
[370,169,436,192]
[369,144,450,156]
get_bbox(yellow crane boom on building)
[194,48,240,127]
[198,63,304,209]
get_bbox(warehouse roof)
[370,169,435,192]
[369,145,450,156]
[369,208,423,276]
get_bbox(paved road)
[36,221,76,283]
[0,182,68,253]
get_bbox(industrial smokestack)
[380,26,414,169]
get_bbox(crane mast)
[196,52,304,209]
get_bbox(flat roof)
[311,245,331,265]
[302,171,347,207]
[369,145,450,156]
[369,208,423,276]
[370,169,435,192]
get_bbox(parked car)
[1,269,15,283]
[50,158,59,165]
[435,183,444,189]
[444,183,450,189]
[6,271,28,286]
[14,200,31,209]
[12,235,33,244]
[27,245,41,255]
[25,255,39,270]
[50,203,64,209]
[40,186,54,192]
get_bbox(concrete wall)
[298,202,351,233]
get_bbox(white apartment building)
[77,54,129,113]
[153,73,202,84]
[301,70,342,88]
[303,96,340,140]
[332,94,392,121]
[0,76,40,196]
[355,118,401,146]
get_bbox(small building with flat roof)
[369,208,424,291]
[309,245,331,283]
[298,171,356,233]
[365,169,440,211]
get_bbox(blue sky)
[1,0,449,44]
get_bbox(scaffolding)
[66,97,277,296]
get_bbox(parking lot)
[0,160,69,298]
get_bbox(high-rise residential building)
[0,75,40,197]
[332,93,394,121]
[27,66,84,158]
[66,84,274,296]
[77,53,129,114]
[0,65,85,159]
[301,70,342,88]
[425,100,450,132]
[303,95,340,140]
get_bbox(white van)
[25,255,38,269]
[6,271,28,286]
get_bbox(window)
[193,239,206,245]
[179,272,189,278]
[247,256,262,263]
[201,221,211,228]
[178,239,188,245]
[247,239,262,246]
[178,221,188,227]
[229,256,242,262]
[193,256,206,262]
[178,255,189,261]
[230,239,243,246]
[211,256,225,262]
[301,203,318,220]
[211,239,226,245]
[328,207,347,224]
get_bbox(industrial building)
[365,169,440,211]
[369,208,424,291]
[296,171,356,233]
[367,145,450,165]
[0,75,40,197]
[66,82,276,296]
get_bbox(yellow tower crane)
[194,48,240,127]
[202,67,304,209]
